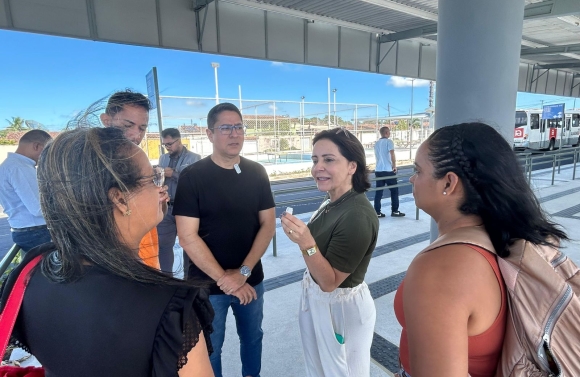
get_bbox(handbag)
[0,255,44,377]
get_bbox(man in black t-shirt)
[174,103,275,377]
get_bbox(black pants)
[374,171,399,213]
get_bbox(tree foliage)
[4,117,27,131]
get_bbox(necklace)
[309,189,355,224]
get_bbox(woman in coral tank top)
[394,123,567,377]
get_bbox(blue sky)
[1,30,578,131]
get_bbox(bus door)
[572,113,580,146]
[564,116,572,145]
[527,113,541,149]
[538,115,549,149]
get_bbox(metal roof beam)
[379,24,437,43]
[356,0,438,21]
[536,62,580,69]
[220,0,389,34]
[523,0,580,20]
[379,0,580,44]
[191,0,214,11]
[521,43,580,56]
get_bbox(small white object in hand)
[285,207,293,215]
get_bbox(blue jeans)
[374,171,399,213]
[157,208,176,273]
[209,282,264,377]
[11,225,52,253]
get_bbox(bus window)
[515,111,527,128]
[530,114,539,129]
[566,118,571,130]
[573,114,580,128]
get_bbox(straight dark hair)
[105,89,151,116]
[207,103,243,130]
[35,127,197,286]
[19,129,52,145]
[312,128,371,193]
[426,122,568,257]
[162,128,181,139]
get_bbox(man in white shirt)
[0,130,52,251]
[374,126,405,218]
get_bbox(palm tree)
[5,117,27,131]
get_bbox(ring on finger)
[289,229,294,234]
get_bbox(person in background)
[174,103,275,377]
[374,126,405,218]
[98,89,168,269]
[0,130,52,252]
[157,128,201,273]
[280,128,378,377]
[395,123,567,377]
[0,127,214,376]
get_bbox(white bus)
[514,109,580,150]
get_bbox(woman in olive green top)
[281,128,379,377]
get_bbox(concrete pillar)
[435,0,525,141]
[430,0,525,240]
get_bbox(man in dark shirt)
[174,103,275,377]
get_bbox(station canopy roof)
[1,0,579,97]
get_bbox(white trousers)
[299,270,376,377]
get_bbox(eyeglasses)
[162,139,180,148]
[142,166,165,187]
[210,124,247,135]
[335,126,351,139]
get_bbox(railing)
[1,147,577,266]
[517,146,579,185]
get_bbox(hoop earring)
[124,209,132,216]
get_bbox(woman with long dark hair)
[0,127,214,376]
[395,122,567,377]
[280,128,379,376]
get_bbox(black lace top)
[5,260,213,377]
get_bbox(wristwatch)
[301,245,317,257]
[239,265,252,278]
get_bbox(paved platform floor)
[6,164,580,376]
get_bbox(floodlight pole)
[333,88,337,126]
[328,78,331,128]
[409,78,416,160]
[301,96,305,160]
[238,85,243,114]
[211,62,220,105]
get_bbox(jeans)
[374,171,399,213]
[209,282,264,377]
[157,208,176,273]
[11,225,52,253]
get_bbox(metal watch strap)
[301,245,317,256]
[239,265,251,277]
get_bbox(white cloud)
[271,62,284,66]
[185,100,205,107]
[268,104,278,112]
[387,76,431,88]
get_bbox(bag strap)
[0,255,42,359]
[422,226,497,255]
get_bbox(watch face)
[240,266,251,277]
[306,247,317,256]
